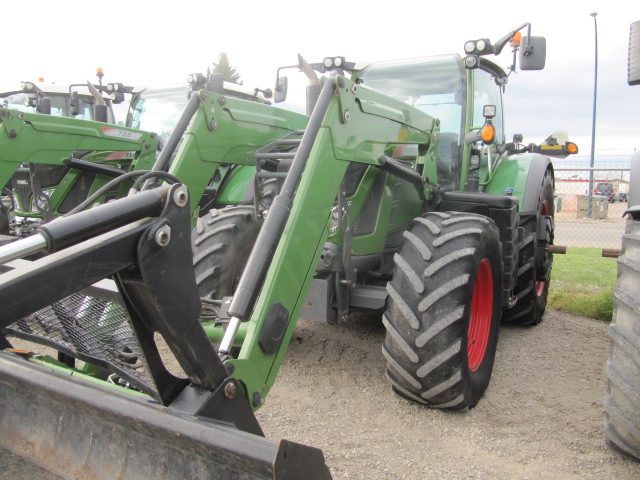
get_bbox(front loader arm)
[0,109,159,223]
[161,89,309,215]
[0,109,158,187]
[224,76,437,407]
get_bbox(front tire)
[383,212,502,410]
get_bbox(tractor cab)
[356,54,505,191]
[126,80,272,144]
[0,79,130,124]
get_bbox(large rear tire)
[191,206,260,299]
[503,168,554,325]
[383,212,502,410]
[604,218,640,462]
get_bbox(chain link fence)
[552,150,634,252]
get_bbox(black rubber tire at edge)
[604,218,640,462]
[502,167,555,326]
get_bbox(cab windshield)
[0,92,115,123]
[357,55,466,190]
[128,85,189,144]
[357,55,466,136]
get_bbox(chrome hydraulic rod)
[218,316,242,356]
[0,235,46,265]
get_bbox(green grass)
[548,247,617,321]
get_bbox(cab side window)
[473,69,504,146]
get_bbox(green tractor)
[0,107,159,239]
[0,23,577,478]
[0,76,283,240]
[185,26,576,409]
[0,74,142,238]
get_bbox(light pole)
[588,11,598,218]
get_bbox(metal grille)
[12,169,32,212]
[3,292,156,395]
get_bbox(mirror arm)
[275,65,296,89]
[493,22,531,56]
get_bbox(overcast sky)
[4,1,639,156]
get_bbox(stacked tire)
[605,216,640,461]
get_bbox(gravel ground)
[5,308,639,479]
[255,309,640,480]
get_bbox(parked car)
[594,182,616,202]
[615,191,629,202]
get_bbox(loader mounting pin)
[173,186,189,207]
[225,381,237,399]
[154,225,171,247]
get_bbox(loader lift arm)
[0,184,331,479]
[220,75,437,406]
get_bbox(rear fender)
[485,153,553,214]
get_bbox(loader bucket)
[0,352,332,480]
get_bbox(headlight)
[464,55,479,69]
[464,41,476,54]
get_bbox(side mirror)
[36,97,51,115]
[274,76,288,103]
[70,91,80,116]
[519,36,546,70]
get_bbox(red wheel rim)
[535,200,551,297]
[468,258,493,372]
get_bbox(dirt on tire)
[256,309,640,480]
